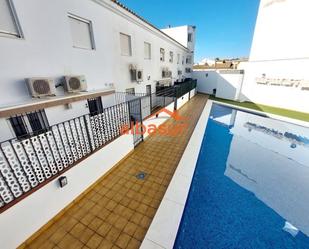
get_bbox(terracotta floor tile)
[126,238,141,249]
[89,217,104,231]
[79,227,95,244]
[97,239,113,249]
[133,227,146,241]
[70,222,87,238]
[86,233,104,249]
[115,233,131,249]
[114,216,128,231]
[23,95,208,249]
[123,222,138,237]
[96,222,112,237]
[105,227,121,243]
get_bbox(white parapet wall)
[0,134,134,249]
[193,70,244,101]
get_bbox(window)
[9,110,49,139]
[0,0,23,38]
[120,33,132,56]
[68,14,95,50]
[144,42,151,59]
[185,68,192,73]
[188,33,192,42]
[160,48,165,62]
[126,88,135,95]
[182,56,184,65]
[186,55,192,64]
[87,97,103,116]
[177,54,180,64]
[169,51,174,63]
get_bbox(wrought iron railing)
[0,101,130,212]
[0,82,197,213]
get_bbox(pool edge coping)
[140,99,214,249]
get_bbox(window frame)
[9,110,50,140]
[160,48,165,62]
[120,32,132,56]
[188,33,192,42]
[87,97,104,116]
[186,55,192,64]
[144,41,151,60]
[169,51,174,63]
[0,0,24,39]
[68,13,96,50]
[125,88,135,95]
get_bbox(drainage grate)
[136,172,147,180]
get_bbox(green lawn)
[209,96,309,122]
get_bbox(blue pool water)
[174,104,309,249]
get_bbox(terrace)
[15,94,207,249]
[0,80,200,248]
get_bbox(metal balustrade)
[0,101,130,212]
[0,83,197,213]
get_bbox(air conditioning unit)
[64,75,87,93]
[26,78,56,98]
[162,69,172,78]
[130,69,143,82]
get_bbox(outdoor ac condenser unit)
[26,77,56,98]
[64,75,87,93]
[130,69,143,82]
[162,69,172,78]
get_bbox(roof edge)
[110,0,190,51]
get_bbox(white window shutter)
[144,42,151,59]
[120,33,131,56]
[69,15,93,50]
[0,0,19,36]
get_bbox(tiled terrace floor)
[21,94,208,249]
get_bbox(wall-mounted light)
[58,176,68,188]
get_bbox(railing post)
[83,115,94,152]
[174,87,178,110]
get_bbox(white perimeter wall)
[0,0,191,107]
[194,70,244,101]
[0,134,134,249]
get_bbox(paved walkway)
[21,94,208,249]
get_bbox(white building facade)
[240,0,309,112]
[195,0,309,113]
[0,0,196,141]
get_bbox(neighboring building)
[195,0,309,113]
[240,0,309,112]
[193,58,248,70]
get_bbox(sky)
[120,0,260,63]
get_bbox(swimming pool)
[174,104,309,249]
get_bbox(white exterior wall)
[0,134,134,249]
[194,70,218,94]
[161,25,196,71]
[240,0,309,112]
[194,70,244,100]
[0,0,191,108]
